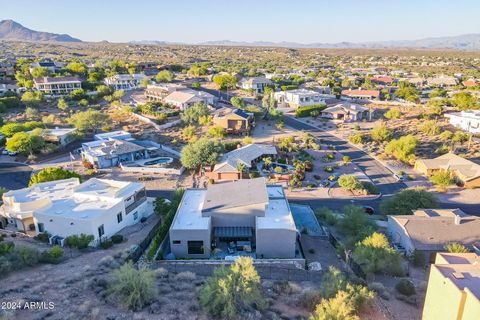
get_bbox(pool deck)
[290,204,327,237]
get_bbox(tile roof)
[416,153,480,181]
[341,89,380,98]
[213,144,277,172]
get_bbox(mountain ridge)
[0,19,82,42]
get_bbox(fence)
[328,230,367,279]
[126,218,163,263]
[151,259,323,281]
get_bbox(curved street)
[0,162,33,190]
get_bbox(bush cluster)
[295,104,326,118]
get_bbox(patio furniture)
[227,247,235,254]
[236,241,251,251]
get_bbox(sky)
[2,0,480,43]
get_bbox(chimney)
[454,215,462,225]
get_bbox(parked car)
[8,151,17,156]
[1,148,8,155]
[362,206,375,215]
[393,173,405,181]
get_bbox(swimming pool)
[142,157,174,166]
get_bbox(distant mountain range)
[197,34,480,51]
[1,19,480,50]
[0,20,81,42]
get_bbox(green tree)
[419,120,441,135]
[107,261,158,310]
[70,88,85,101]
[96,84,112,97]
[213,74,237,90]
[67,109,109,132]
[450,92,479,110]
[384,135,417,163]
[6,132,45,155]
[230,96,245,108]
[155,70,174,83]
[24,107,40,119]
[207,125,226,139]
[66,61,87,75]
[338,175,362,191]
[380,188,438,215]
[29,167,81,186]
[180,102,209,125]
[429,170,454,188]
[337,205,375,247]
[31,67,48,78]
[188,64,208,77]
[180,137,223,170]
[21,91,43,108]
[439,130,453,141]
[57,97,69,112]
[309,291,359,320]
[444,243,469,253]
[199,257,266,320]
[0,123,25,137]
[353,232,404,275]
[384,108,401,120]
[348,133,363,145]
[370,125,392,142]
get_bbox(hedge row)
[295,104,326,118]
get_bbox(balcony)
[125,196,147,214]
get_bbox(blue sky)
[2,0,479,43]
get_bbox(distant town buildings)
[33,76,82,95]
[169,178,297,259]
[423,252,480,320]
[445,110,480,134]
[0,178,152,245]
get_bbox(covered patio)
[211,226,256,259]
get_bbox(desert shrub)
[380,188,438,215]
[248,171,260,179]
[320,266,348,299]
[360,181,380,195]
[304,160,313,172]
[337,205,375,247]
[384,108,401,120]
[395,279,416,296]
[411,250,426,268]
[33,232,50,243]
[100,239,113,249]
[324,166,334,173]
[338,175,362,191]
[65,234,94,249]
[154,267,169,278]
[0,241,15,255]
[199,257,266,320]
[107,261,158,310]
[445,243,469,253]
[343,155,351,163]
[368,282,385,294]
[418,120,440,135]
[370,125,392,142]
[15,245,40,266]
[315,207,337,225]
[175,271,196,281]
[429,170,454,188]
[295,104,326,117]
[301,290,323,310]
[0,256,12,275]
[40,245,64,264]
[111,235,124,244]
[384,135,417,163]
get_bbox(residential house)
[445,110,480,134]
[387,208,480,262]
[33,77,82,95]
[27,127,77,146]
[206,144,277,181]
[427,76,458,88]
[238,77,272,93]
[81,130,148,168]
[414,153,480,188]
[144,83,186,102]
[212,108,254,135]
[163,89,216,110]
[371,75,394,85]
[169,178,297,259]
[463,79,479,88]
[0,178,152,245]
[321,102,369,122]
[341,88,380,100]
[29,60,62,74]
[0,84,19,96]
[423,252,480,320]
[0,62,14,80]
[104,74,147,91]
[274,89,327,108]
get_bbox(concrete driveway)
[0,162,32,190]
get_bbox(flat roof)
[435,261,480,300]
[94,130,131,141]
[257,186,296,230]
[171,189,210,230]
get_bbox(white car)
[1,149,8,155]
[393,174,405,181]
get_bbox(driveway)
[0,162,32,190]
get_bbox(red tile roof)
[371,76,394,84]
[341,89,380,98]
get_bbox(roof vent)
[453,272,464,279]
[454,215,462,225]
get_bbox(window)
[117,212,123,223]
[172,240,181,245]
[133,212,138,220]
[98,224,104,238]
[187,241,204,255]
[37,223,44,233]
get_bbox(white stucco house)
[238,76,272,93]
[169,178,298,259]
[0,178,153,246]
[163,89,216,110]
[445,110,480,134]
[104,73,147,91]
[274,89,327,109]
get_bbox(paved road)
[283,116,406,196]
[0,162,33,190]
